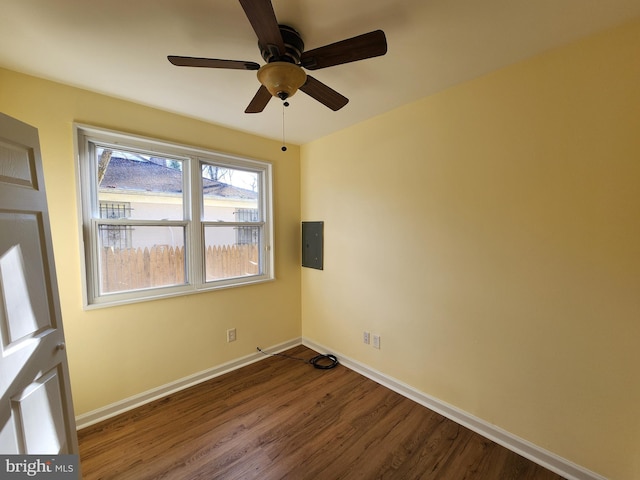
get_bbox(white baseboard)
[75,337,302,430]
[302,338,607,480]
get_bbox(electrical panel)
[302,221,323,270]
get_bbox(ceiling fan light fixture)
[257,62,307,100]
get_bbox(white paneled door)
[0,113,78,455]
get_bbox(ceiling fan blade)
[238,0,286,56]
[301,30,387,70]
[299,75,349,111]
[245,85,272,113]
[168,56,260,70]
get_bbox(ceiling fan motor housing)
[260,25,304,64]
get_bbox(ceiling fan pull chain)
[281,101,289,152]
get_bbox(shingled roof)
[100,157,257,200]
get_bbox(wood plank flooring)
[78,346,565,479]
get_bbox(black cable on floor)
[256,347,339,369]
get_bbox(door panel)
[1,218,51,342]
[13,367,68,454]
[0,112,78,456]
[0,136,37,188]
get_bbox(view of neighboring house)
[98,152,259,251]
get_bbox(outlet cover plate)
[227,328,237,343]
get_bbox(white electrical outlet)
[227,328,237,343]
[363,331,370,344]
[372,334,381,349]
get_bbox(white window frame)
[75,124,274,309]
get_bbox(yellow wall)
[0,69,302,416]
[301,19,640,480]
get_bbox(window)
[76,125,273,308]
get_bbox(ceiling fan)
[168,0,387,114]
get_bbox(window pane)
[204,226,261,281]
[201,164,259,222]
[97,146,184,220]
[98,225,186,294]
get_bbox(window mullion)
[189,157,203,286]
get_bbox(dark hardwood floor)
[78,345,564,479]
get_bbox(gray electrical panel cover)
[302,221,323,270]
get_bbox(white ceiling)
[2,0,640,145]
